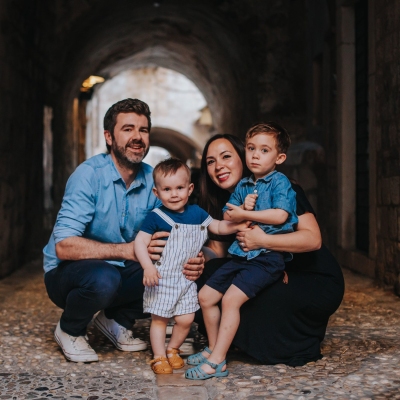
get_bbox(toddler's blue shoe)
[186,346,212,365]
[185,359,229,380]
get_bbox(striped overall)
[143,208,212,318]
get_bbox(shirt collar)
[242,170,278,184]
[107,154,147,189]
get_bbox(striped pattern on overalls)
[143,208,212,318]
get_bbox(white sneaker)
[94,310,147,352]
[54,321,98,362]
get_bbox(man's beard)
[111,138,149,169]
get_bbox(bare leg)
[150,314,169,358]
[198,285,224,358]
[200,285,249,374]
[167,313,194,350]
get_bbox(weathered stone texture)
[374,0,400,286]
[0,0,53,277]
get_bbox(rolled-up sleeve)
[53,164,96,244]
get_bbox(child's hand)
[143,266,162,287]
[244,194,257,211]
[236,220,252,231]
[225,203,246,222]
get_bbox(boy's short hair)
[153,157,191,185]
[245,122,291,154]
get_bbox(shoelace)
[71,335,92,350]
[120,326,134,340]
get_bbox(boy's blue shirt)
[223,170,298,260]
[140,204,211,235]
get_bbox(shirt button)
[156,261,161,266]
[175,224,179,229]
[201,226,205,231]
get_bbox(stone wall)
[373,0,400,289]
[0,0,398,291]
[0,1,53,277]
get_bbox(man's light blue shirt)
[223,170,298,260]
[43,154,161,273]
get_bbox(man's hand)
[244,194,257,211]
[143,266,162,287]
[147,231,169,261]
[225,203,246,222]
[183,251,205,281]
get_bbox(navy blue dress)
[195,184,344,367]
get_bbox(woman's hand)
[183,251,205,281]
[147,231,169,261]
[236,225,264,251]
[236,213,322,253]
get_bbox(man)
[43,98,204,362]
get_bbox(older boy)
[186,122,297,379]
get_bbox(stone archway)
[149,127,201,165]
[51,1,258,203]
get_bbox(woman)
[195,133,344,367]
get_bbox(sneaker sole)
[93,318,147,352]
[54,332,98,363]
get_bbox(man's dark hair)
[153,158,190,186]
[245,122,291,154]
[103,98,151,152]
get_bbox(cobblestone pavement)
[1,260,400,399]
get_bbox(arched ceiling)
[53,0,258,136]
[150,127,201,162]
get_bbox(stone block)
[389,177,400,205]
[158,386,208,400]
[156,366,204,387]
[381,178,391,206]
[384,239,394,272]
[378,207,388,236]
[389,208,398,240]
[398,211,400,242]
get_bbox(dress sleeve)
[291,183,315,216]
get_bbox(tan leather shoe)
[150,356,173,374]
[167,348,185,369]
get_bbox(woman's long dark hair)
[198,134,250,220]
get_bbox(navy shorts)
[205,251,285,299]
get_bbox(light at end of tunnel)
[81,75,105,92]
[153,1,161,7]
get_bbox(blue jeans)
[44,260,146,336]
